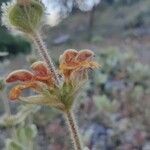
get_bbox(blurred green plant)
[91,48,150,111]
[73,48,150,149]
[82,48,150,148]
[0,0,31,57]
[5,124,37,150]
[0,75,39,149]
[0,29,31,57]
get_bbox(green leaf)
[6,139,23,150]
[25,124,37,139]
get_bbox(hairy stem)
[31,32,60,86]
[65,111,83,150]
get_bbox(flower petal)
[9,82,39,100]
[31,61,49,77]
[60,49,78,64]
[76,50,94,62]
[31,61,54,85]
[9,85,23,100]
[6,70,33,83]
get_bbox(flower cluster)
[6,49,99,111]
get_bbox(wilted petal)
[76,50,94,62]
[6,70,33,83]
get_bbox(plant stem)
[65,111,83,150]
[31,32,60,86]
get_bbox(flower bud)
[2,0,44,33]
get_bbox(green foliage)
[93,95,118,112]
[131,85,144,101]
[95,48,149,95]
[0,29,31,56]
[85,48,150,130]
[6,140,22,150]
[5,124,37,150]
[0,105,40,127]
[16,124,37,142]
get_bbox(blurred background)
[0,0,150,150]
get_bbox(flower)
[5,50,99,111]
[59,49,99,82]
[6,61,54,100]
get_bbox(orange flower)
[6,50,99,107]
[59,49,99,81]
[5,61,54,100]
